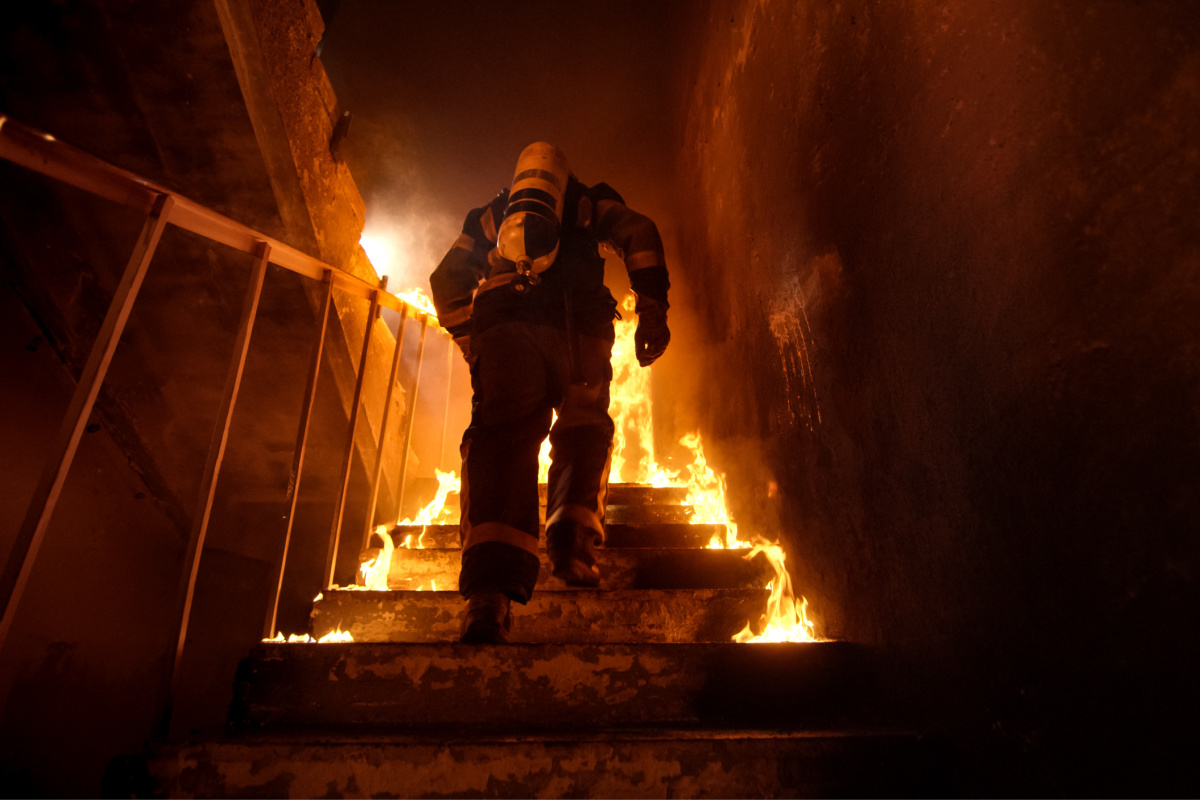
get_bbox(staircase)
[144,483,938,797]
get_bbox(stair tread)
[312,588,770,643]
[230,640,871,730]
[390,522,729,549]
[384,546,769,591]
[542,483,690,505]
[148,725,937,799]
[164,725,917,746]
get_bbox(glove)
[634,297,670,367]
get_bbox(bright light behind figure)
[359,210,459,299]
[359,232,396,275]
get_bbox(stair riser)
[149,733,928,799]
[312,590,767,643]
[390,523,726,549]
[384,549,771,591]
[545,484,689,506]
[231,642,868,729]
[598,504,694,524]
[406,503,692,525]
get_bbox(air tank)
[496,142,570,277]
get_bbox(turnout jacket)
[430,177,670,340]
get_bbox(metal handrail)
[0,115,441,318]
[0,115,452,739]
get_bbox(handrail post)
[263,272,333,639]
[323,287,381,589]
[360,306,409,551]
[395,314,429,515]
[0,193,173,657]
[159,240,271,740]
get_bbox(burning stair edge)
[310,588,771,643]
[133,476,944,798]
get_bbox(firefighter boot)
[547,520,601,587]
[460,592,513,644]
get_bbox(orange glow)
[358,228,442,319]
[359,528,395,591]
[376,469,462,591]
[312,284,822,645]
[608,294,660,483]
[537,413,555,482]
[262,628,354,644]
[394,286,439,321]
[397,468,460,529]
[733,542,819,643]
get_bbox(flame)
[359,528,395,591]
[355,289,821,641]
[266,628,354,644]
[608,294,662,483]
[394,287,439,321]
[377,469,461,591]
[532,294,677,486]
[537,413,555,482]
[397,468,460,528]
[342,467,459,594]
[674,433,749,550]
[733,542,819,643]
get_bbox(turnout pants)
[458,321,614,602]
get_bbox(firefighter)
[430,142,670,643]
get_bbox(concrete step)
[312,589,768,643]
[604,503,693,524]
[427,501,692,524]
[146,727,940,798]
[389,522,728,549]
[544,483,689,506]
[230,641,872,730]
[385,547,771,591]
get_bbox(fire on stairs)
[142,294,940,796]
[145,478,937,798]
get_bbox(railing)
[0,115,453,737]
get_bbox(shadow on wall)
[672,0,1200,794]
[0,279,181,797]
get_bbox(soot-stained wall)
[674,0,1199,791]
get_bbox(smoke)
[350,113,461,295]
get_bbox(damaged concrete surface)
[311,588,769,643]
[391,523,727,550]
[147,728,935,799]
[385,547,771,591]
[230,641,869,730]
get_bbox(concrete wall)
[673,0,1199,792]
[0,1,419,793]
